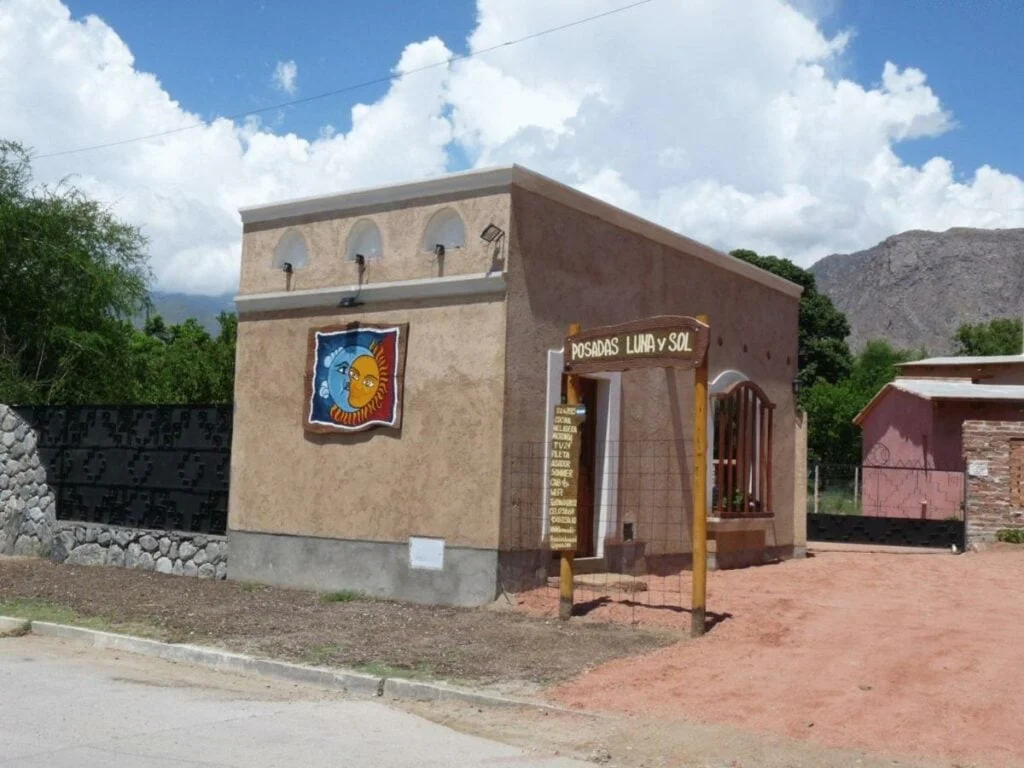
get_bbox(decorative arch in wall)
[345,219,383,261]
[272,229,310,270]
[421,208,465,252]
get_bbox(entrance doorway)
[564,375,599,557]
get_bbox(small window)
[712,381,775,517]
[1011,440,1024,507]
[345,219,383,261]
[273,229,309,270]
[422,208,465,252]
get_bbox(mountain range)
[810,227,1024,354]
[147,292,235,334]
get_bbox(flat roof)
[853,377,1024,425]
[900,355,1024,368]
[238,165,803,299]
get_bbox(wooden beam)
[560,322,581,621]
[691,314,710,638]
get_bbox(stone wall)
[963,420,1024,542]
[0,405,56,557]
[51,521,227,579]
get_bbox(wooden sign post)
[691,314,710,637]
[556,322,584,620]
[557,315,711,633]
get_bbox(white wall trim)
[239,165,802,299]
[239,167,515,224]
[588,372,623,558]
[234,272,506,314]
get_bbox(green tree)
[730,249,852,391]
[128,313,237,404]
[803,339,918,464]
[953,317,1022,356]
[0,140,150,404]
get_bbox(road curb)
[0,616,30,635]
[2,616,570,714]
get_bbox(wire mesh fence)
[506,438,698,623]
[808,462,965,520]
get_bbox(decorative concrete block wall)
[0,405,56,557]
[963,420,1024,542]
[1,404,227,578]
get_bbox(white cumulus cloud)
[272,59,298,95]
[1,0,1022,296]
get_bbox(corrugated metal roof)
[891,378,1024,401]
[852,378,1024,425]
[900,355,1024,367]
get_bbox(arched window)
[345,219,383,261]
[712,380,775,518]
[421,208,465,252]
[272,229,309,270]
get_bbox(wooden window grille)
[1011,440,1024,507]
[712,381,775,517]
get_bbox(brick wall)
[963,420,1024,542]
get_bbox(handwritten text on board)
[548,404,583,551]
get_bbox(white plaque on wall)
[968,461,989,478]
[409,537,445,570]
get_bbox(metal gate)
[807,460,966,549]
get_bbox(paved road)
[0,635,585,767]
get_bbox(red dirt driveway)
[541,547,1024,767]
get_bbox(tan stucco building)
[228,166,806,606]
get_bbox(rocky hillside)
[810,228,1024,354]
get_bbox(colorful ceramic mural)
[305,324,407,433]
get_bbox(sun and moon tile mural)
[305,324,407,433]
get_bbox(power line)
[35,0,660,160]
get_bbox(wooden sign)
[563,315,710,375]
[548,403,585,551]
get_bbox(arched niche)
[345,219,383,261]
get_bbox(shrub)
[995,529,1024,544]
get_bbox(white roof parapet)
[239,165,803,300]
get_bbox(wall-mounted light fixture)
[434,244,445,258]
[282,261,293,274]
[355,253,366,272]
[480,223,504,243]
[792,377,801,394]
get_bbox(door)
[560,376,598,557]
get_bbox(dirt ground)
[5,548,1024,767]
[0,556,676,688]
[516,545,1024,768]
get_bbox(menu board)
[548,403,584,551]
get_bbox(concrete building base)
[227,530,500,607]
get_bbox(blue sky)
[61,0,1023,179]
[818,0,1024,179]
[10,0,1023,293]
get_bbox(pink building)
[854,358,1024,520]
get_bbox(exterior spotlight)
[282,262,293,274]
[434,244,445,258]
[480,224,504,243]
[355,253,366,268]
